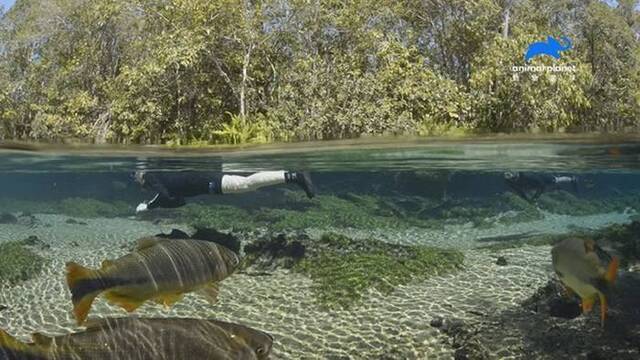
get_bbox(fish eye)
[256,346,265,354]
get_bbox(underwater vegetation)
[0,239,47,285]
[0,198,131,218]
[588,221,640,267]
[476,220,640,267]
[291,233,464,309]
[57,198,131,218]
[241,232,464,308]
[1,188,639,234]
[536,190,640,216]
[475,233,568,252]
[174,192,438,232]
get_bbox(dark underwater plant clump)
[0,240,47,285]
[590,221,640,267]
[293,233,464,309]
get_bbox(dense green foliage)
[1,0,638,144]
[294,233,464,308]
[0,239,46,285]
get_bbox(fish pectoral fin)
[104,291,144,313]
[581,297,595,313]
[153,293,184,309]
[197,283,220,304]
[0,329,28,352]
[598,293,608,328]
[605,256,619,285]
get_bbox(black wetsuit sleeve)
[144,174,186,209]
[147,193,186,209]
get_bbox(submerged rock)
[521,280,581,319]
[496,256,508,266]
[155,228,241,253]
[432,317,490,360]
[0,305,6,311]
[156,229,190,239]
[430,317,444,328]
[18,213,40,227]
[0,213,17,224]
[65,218,88,225]
[20,235,49,250]
[244,233,307,270]
[192,228,241,253]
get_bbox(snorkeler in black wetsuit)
[132,170,314,213]
[503,172,578,203]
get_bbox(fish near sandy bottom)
[551,238,619,327]
[0,317,273,360]
[66,236,240,325]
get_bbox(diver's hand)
[136,202,148,213]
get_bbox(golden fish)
[551,238,619,327]
[0,317,272,360]
[66,237,240,325]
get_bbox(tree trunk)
[502,8,510,38]
[240,45,253,120]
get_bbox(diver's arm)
[147,193,186,209]
[137,175,185,211]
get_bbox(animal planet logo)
[524,36,572,62]
[512,35,576,74]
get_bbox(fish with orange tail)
[0,317,272,360]
[551,238,619,327]
[65,236,240,325]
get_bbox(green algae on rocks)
[293,233,464,309]
[58,198,130,218]
[0,198,130,219]
[0,240,47,285]
[475,221,640,267]
[178,192,440,232]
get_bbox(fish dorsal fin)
[31,333,53,346]
[136,237,162,250]
[101,260,116,270]
[605,256,619,285]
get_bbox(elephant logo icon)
[524,36,572,62]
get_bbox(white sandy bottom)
[0,213,630,359]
